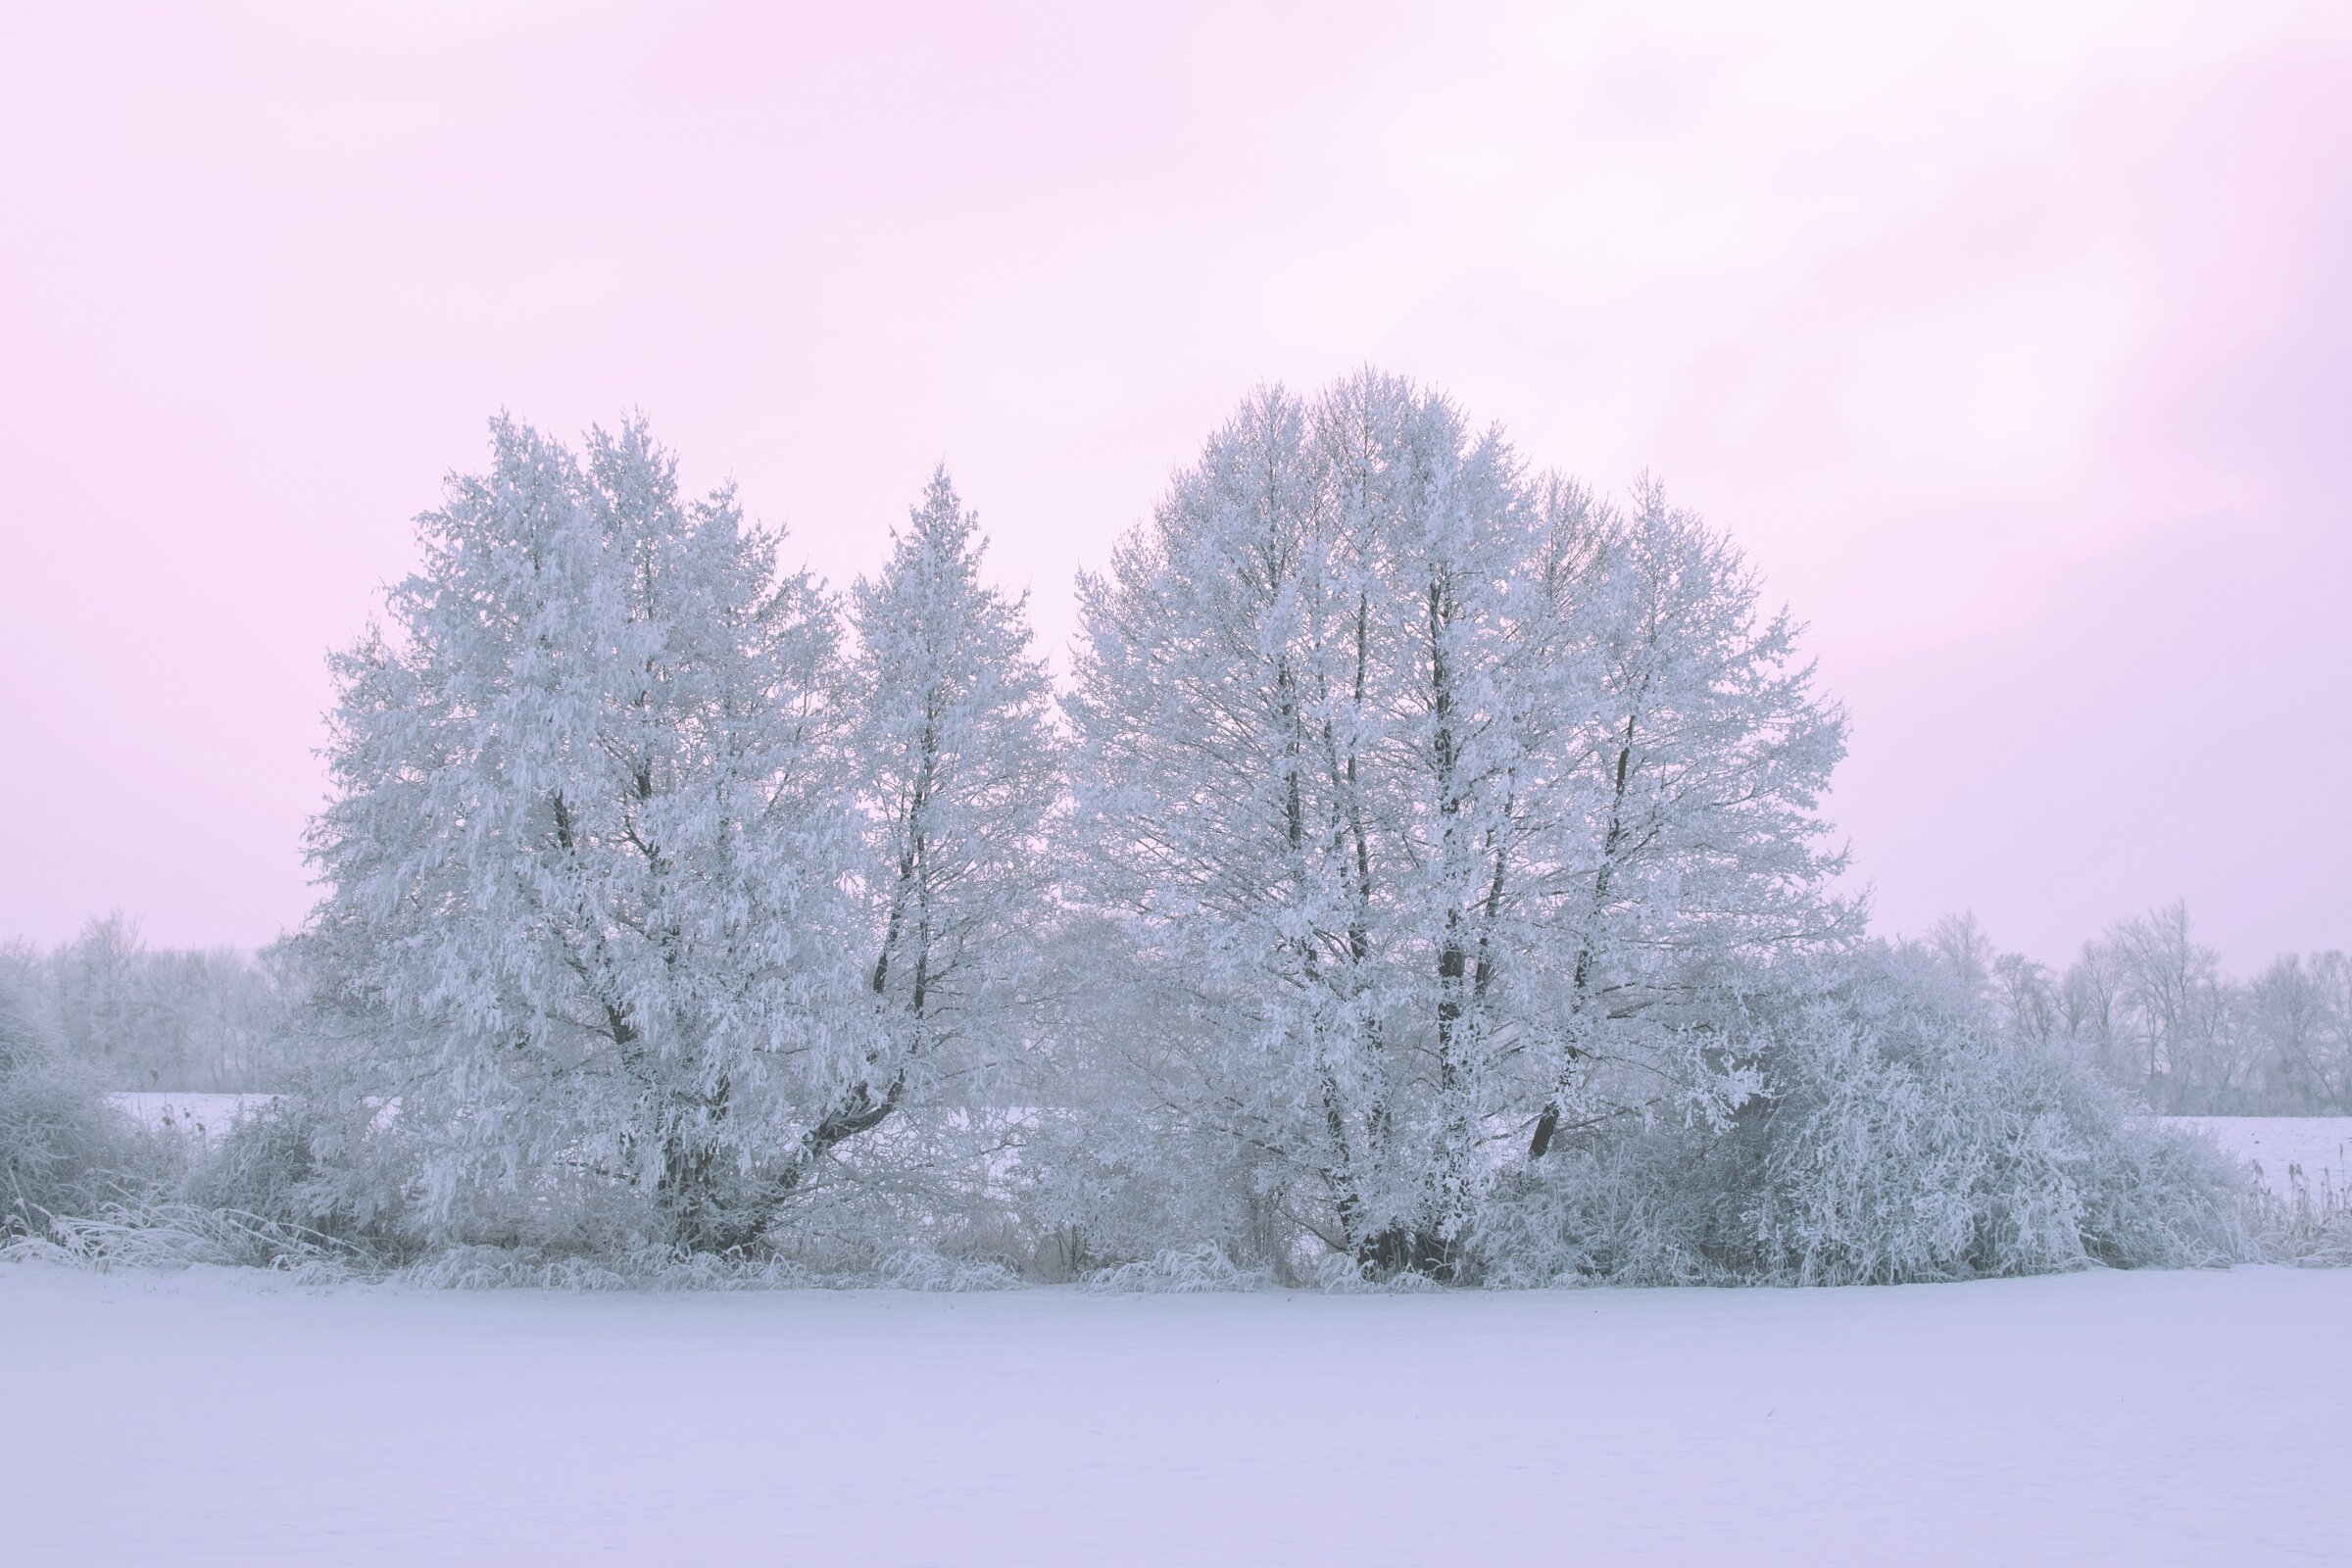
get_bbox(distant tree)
[2109,902,2237,1108]
[1990,951,2060,1047]
[1924,914,2060,1046]
[35,914,288,1091]
[2245,952,2352,1112]
[0,960,133,1239]
[302,415,874,1252]
[49,913,143,1076]
[2059,933,2132,1087]
[2016,902,2352,1114]
[1928,913,1996,1001]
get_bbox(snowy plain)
[2170,1117,2352,1198]
[3,1262,2347,1566]
[109,1092,275,1141]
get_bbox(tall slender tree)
[1523,478,1854,1161]
[837,468,1059,1160]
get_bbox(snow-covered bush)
[1482,946,2254,1286]
[174,1090,418,1266]
[1083,1243,1271,1294]
[0,976,159,1244]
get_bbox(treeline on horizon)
[12,900,2345,1116]
[4,370,2344,1288]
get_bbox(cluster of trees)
[274,377,1878,1277]
[4,373,2311,1284]
[295,418,1057,1254]
[1,917,293,1091]
[1934,906,2352,1114]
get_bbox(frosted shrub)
[869,1248,1026,1293]
[1741,955,2249,1280]
[396,1245,638,1292]
[1019,1109,1287,1283]
[0,980,159,1244]
[1478,1132,1727,1288]
[1083,1243,1269,1295]
[1484,947,2255,1286]
[176,1091,417,1266]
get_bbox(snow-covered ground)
[2,1264,2346,1565]
[109,1092,275,1139]
[2169,1116,2352,1198]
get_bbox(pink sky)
[3,2,2346,969]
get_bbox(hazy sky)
[3,1,2345,968]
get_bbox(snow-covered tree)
[302,415,876,1252]
[1063,371,1849,1276]
[841,467,1059,1147]
[2248,951,2352,1111]
[1519,477,1854,1162]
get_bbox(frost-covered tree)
[1519,477,1853,1163]
[2247,952,2352,1112]
[842,468,1058,1148]
[302,416,876,1252]
[2110,902,2233,1107]
[1062,371,1849,1276]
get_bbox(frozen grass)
[3,1263,2347,1565]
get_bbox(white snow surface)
[108,1092,275,1138]
[2169,1116,2352,1197]
[3,1264,2347,1565]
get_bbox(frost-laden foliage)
[301,416,879,1253]
[295,424,1059,1263]
[173,1090,416,1265]
[1481,946,2255,1286]
[26,378,2309,1293]
[1058,371,1849,1278]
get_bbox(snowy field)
[3,1265,2348,1565]
[2170,1117,2352,1198]
[109,1092,275,1140]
